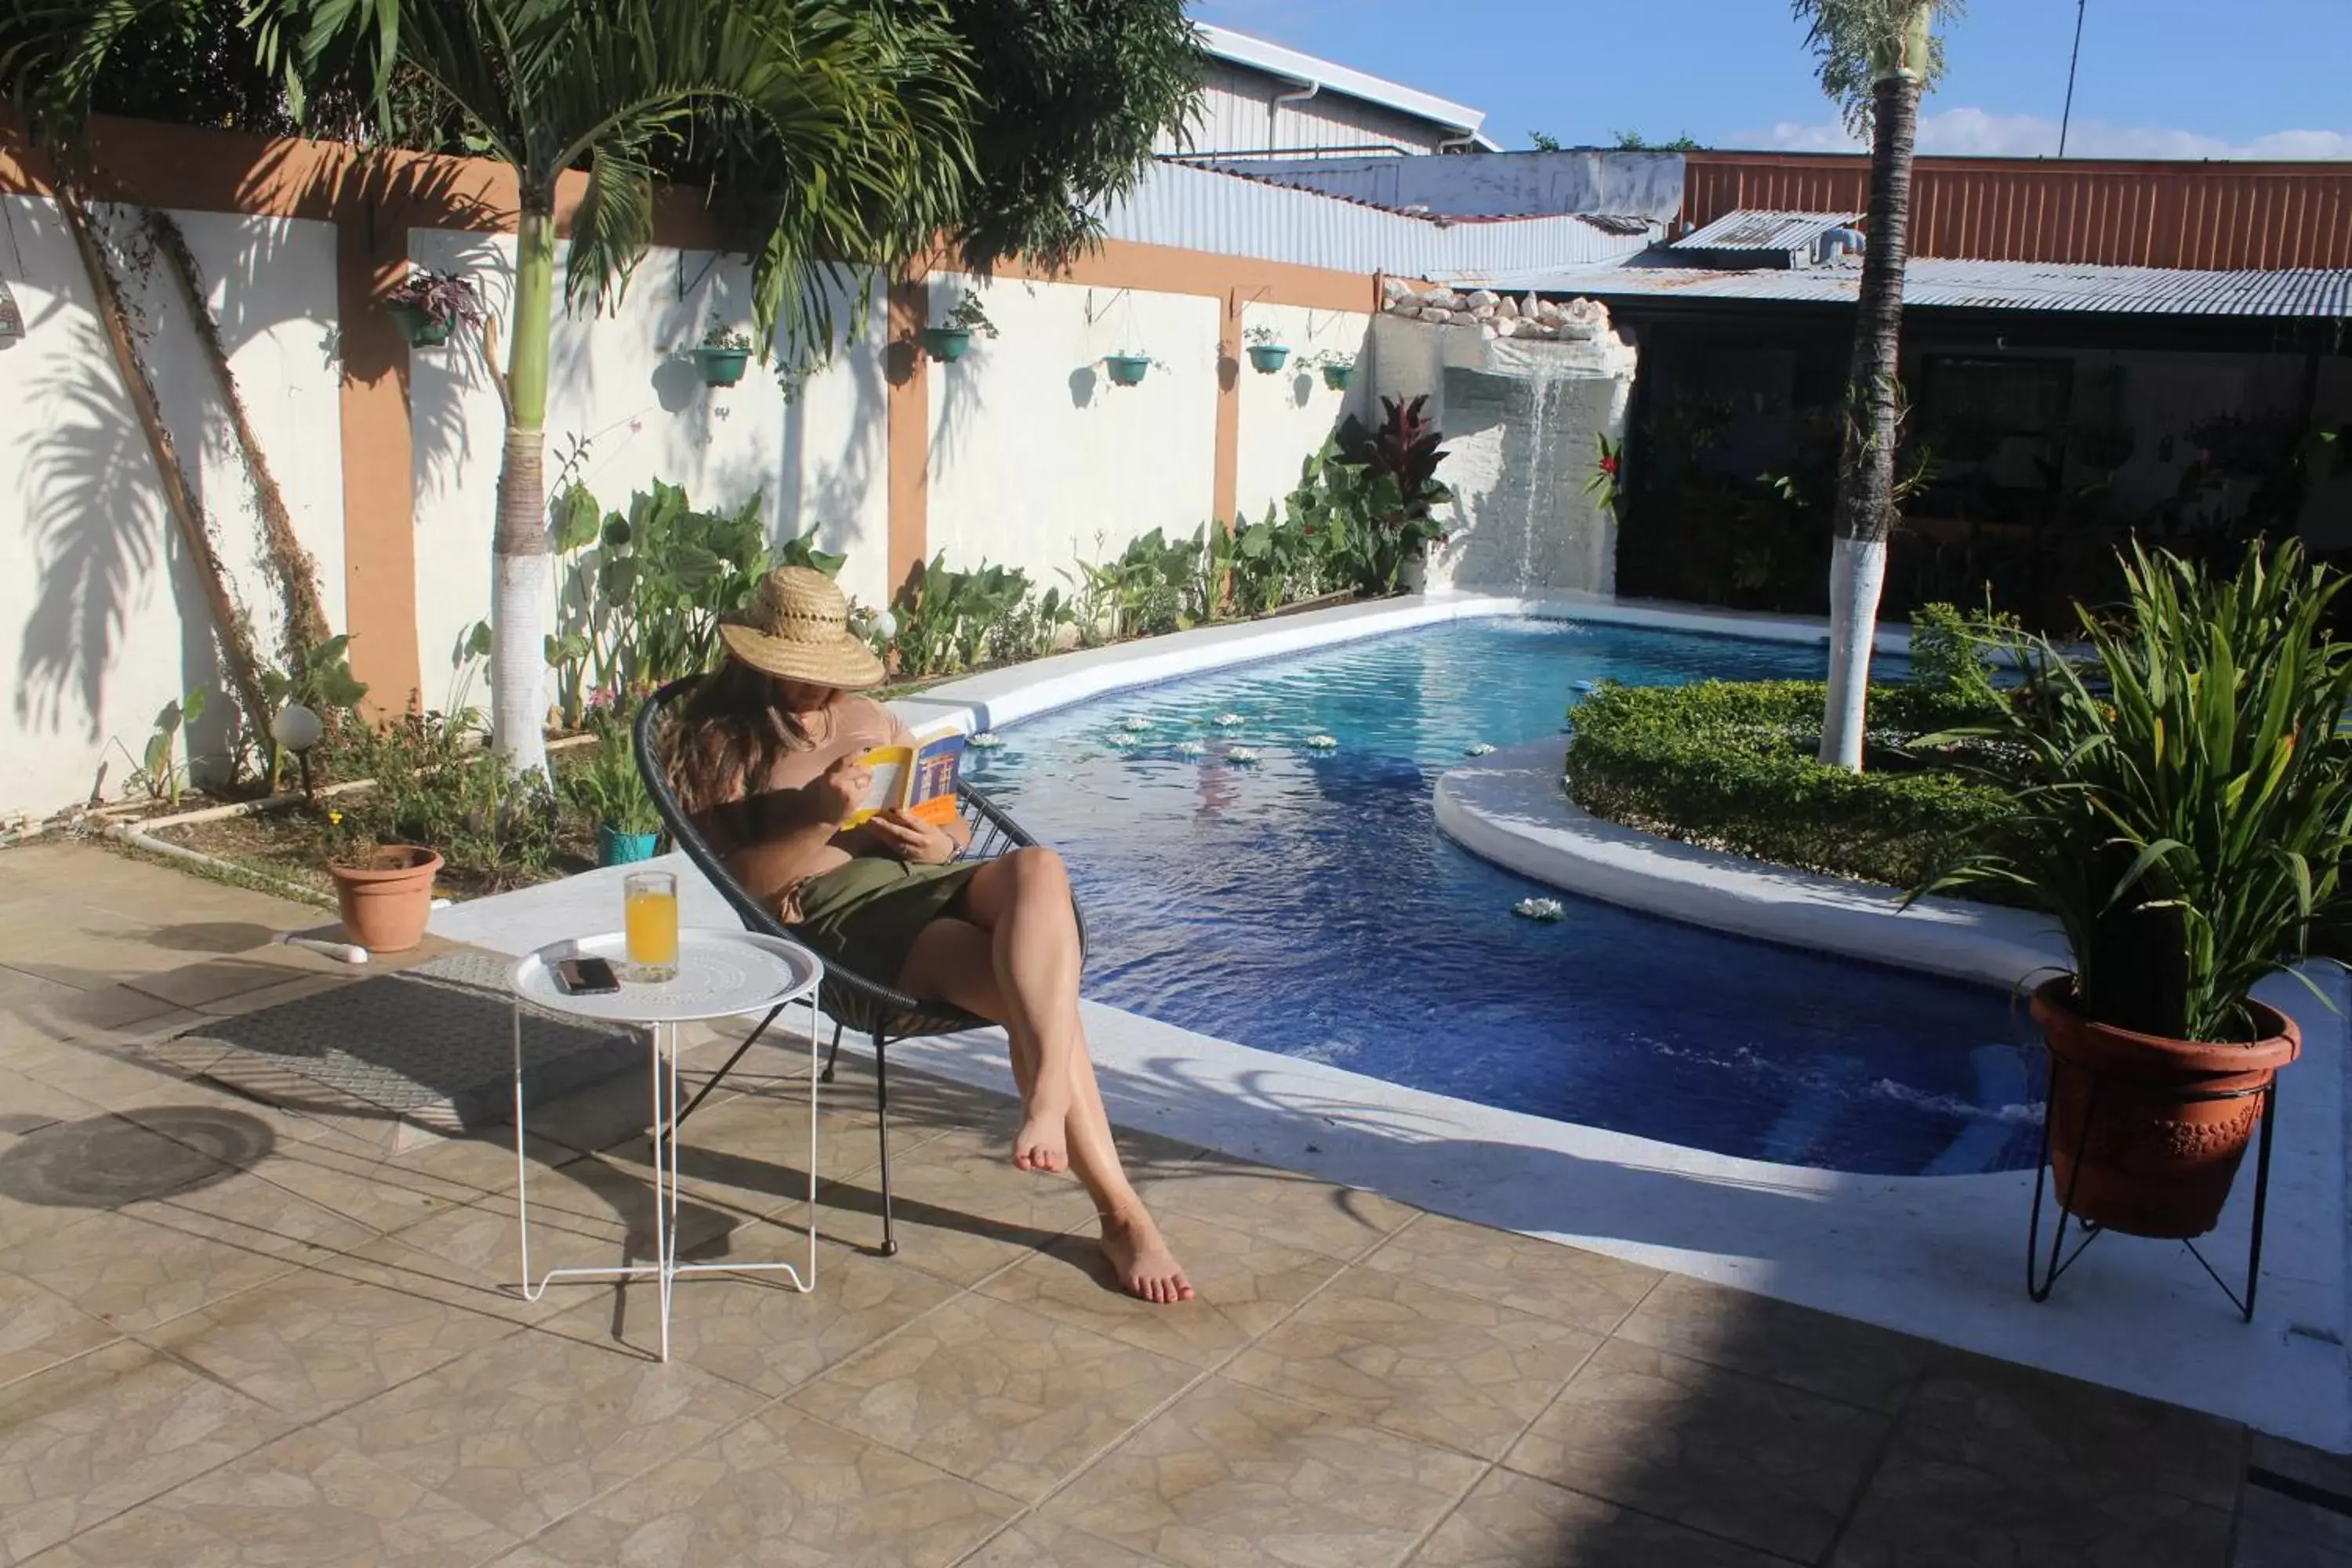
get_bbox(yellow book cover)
[840,725,967,829]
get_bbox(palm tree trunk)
[1818,8,1927,772]
[489,203,556,776]
[141,208,331,665]
[57,181,274,746]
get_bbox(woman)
[664,566,1192,1305]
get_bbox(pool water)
[970,618,2044,1176]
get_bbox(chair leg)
[659,1002,783,1142]
[818,1021,845,1085]
[873,1030,898,1258]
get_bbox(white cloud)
[1736,107,2352,161]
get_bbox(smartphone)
[554,956,621,995]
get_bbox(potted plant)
[1925,542,2352,1240]
[919,295,996,362]
[1244,324,1290,375]
[561,724,664,865]
[1306,350,1357,390]
[1102,352,1160,388]
[691,317,754,387]
[322,812,442,953]
[387,269,485,348]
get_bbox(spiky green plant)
[1923,541,2352,1042]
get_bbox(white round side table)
[509,928,824,1361]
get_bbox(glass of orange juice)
[623,869,679,983]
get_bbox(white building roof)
[1196,24,1499,151]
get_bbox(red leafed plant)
[1338,394,1451,520]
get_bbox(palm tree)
[257,0,980,775]
[1793,0,1962,771]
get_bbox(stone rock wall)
[1379,277,1616,343]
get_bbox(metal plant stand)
[2025,1052,2279,1323]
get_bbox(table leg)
[652,1020,673,1363]
[513,1000,533,1298]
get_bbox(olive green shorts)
[790,857,983,985]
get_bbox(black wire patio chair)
[633,675,1082,1256]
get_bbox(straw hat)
[718,566,884,689]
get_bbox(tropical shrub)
[1565,679,2014,892]
[1922,542,2352,1041]
[891,554,1043,677]
[559,720,662,836]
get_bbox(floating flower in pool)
[1225,746,1261,765]
[1176,740,1205,757]
[966,731,1004,750]
[1302,734,1338,750]
[1105,730,1138,747]
[1464,742,1497,757]
[1118,714,1152,731]
[1212,712,1245,728]
[1513,897,1566,921]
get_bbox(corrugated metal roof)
[1463,256,2352,318]
[1096,162,1653,278]
[1195,24,1495,147]
[1672,209,1859,252]
[1679,151,2352,270]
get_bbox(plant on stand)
[387,269,486,347]
[1922,541,2352,1247]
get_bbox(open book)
[841,724,967,829]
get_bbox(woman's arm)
[707,756,870,907]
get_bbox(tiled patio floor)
[2,840,2348,1566]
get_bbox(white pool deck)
[435,591,2352,1450]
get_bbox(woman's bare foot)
[1100,1208,1194,1304]
[1014,1094,1071,1173]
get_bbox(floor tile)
[590,1221,959,1396]
[1043,1375,1486,1568]
[1504,1337,1888,1563]
[1144,1160,1416,1263]
[978,1209,1345,1369]
[1229,1268,1603,1460]
[138,1265,521,1423]
[2252,1435,2352,1504]
[0,1340,290,1565]
[1613,1272,1934,1413]
[961,1515,1174,1566]
[122,956,321,1011]
[787,1292,1198,1503]
[517,1403,1018,1567]
[0,1273,119,1391]
[1830,1433,2233,1566]
[319,1323,768,1541]
[845,1131,1098,1287]
[1359,1214,1662,1333]
[29,1425,517,1567]
[1903,1350,2245,1512]
[1409,1466,1792,1567]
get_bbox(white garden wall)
[407,230,889,717]
[1232,300,1371,525]
[925,270,1221,588]
[0,196,346,817]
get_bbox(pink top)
[699,696,919,920]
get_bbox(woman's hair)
[660,658,833,817]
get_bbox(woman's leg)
[948,848,1083,1173]
[896,857,1193,1303]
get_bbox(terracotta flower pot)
[327,845,442,953]
[2028,976,2299,1240]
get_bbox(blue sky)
[1189,0,2352,158]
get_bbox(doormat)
[172,949,641,1134]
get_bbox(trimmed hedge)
[1564,680,2017,892]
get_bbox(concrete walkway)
[1,840,2346,1566]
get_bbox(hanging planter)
[1243,325,1290,374]
[691,315,755,387]
[920,296,997,363]
[385,269,484,351]
[1103,353,1154,387]
[1320,359,1357,390]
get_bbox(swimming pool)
[969,617,2043,1176]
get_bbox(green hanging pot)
[918,326,973,362]
[1320,361,1357,390]
[1247,343,1291,374]
[691,347,752,387]
[390,304,451,347]
[1104,354,1152,387]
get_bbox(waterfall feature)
[1365,299,1638,598]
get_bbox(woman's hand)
[802,755,872,827]
[867,808,958,864]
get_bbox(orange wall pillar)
[335,221,423,713]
